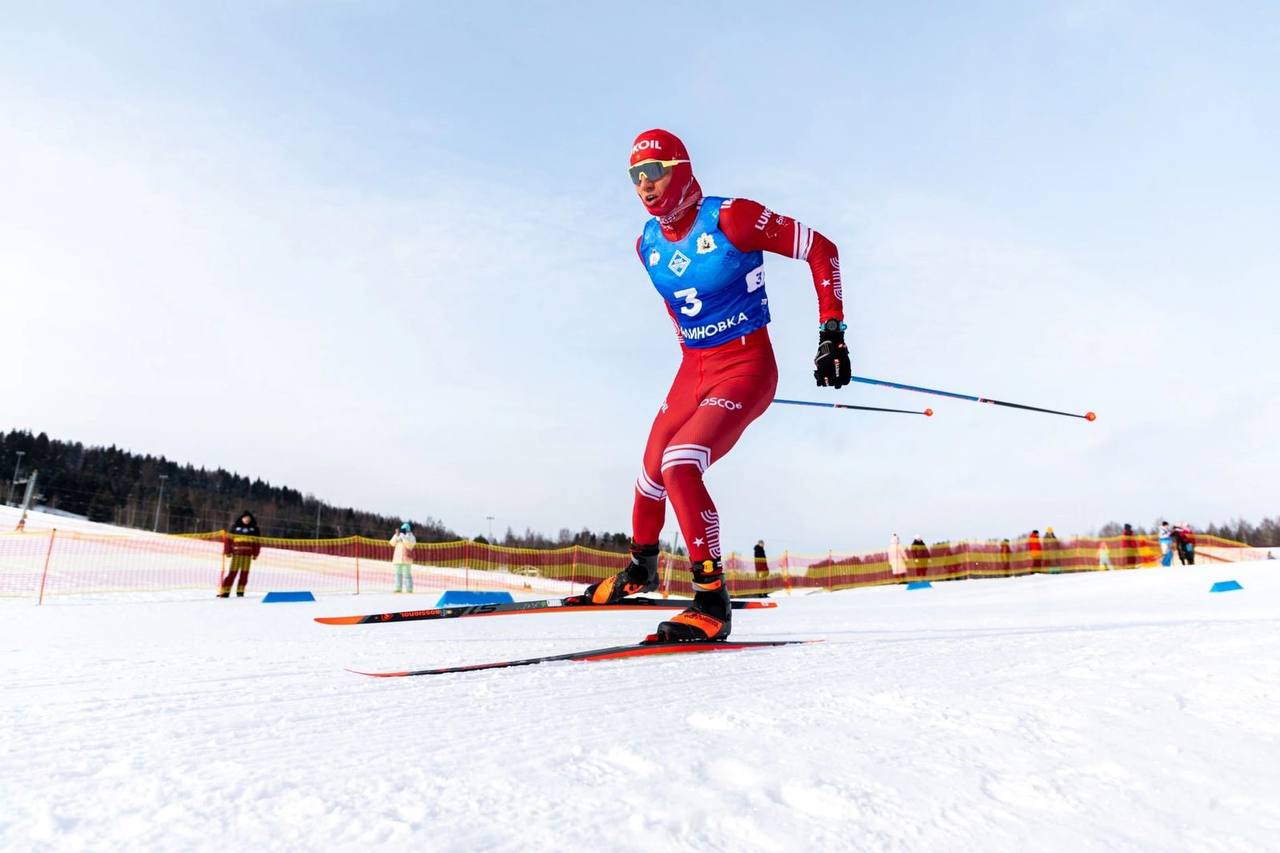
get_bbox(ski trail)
[4,570,1280,851]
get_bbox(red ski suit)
[632,198,843,562]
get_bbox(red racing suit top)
[636,197,844,343]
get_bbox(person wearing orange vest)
[1028,530,1043,571]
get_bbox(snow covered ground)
[3,562,1278,852]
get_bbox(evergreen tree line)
[10,428,1269,551]
[1,429,641,550]
[0,429,455,540]
[1097,518,1279,546]
[490,526,684,556]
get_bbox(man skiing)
[577,128,849,641]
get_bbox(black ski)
[349,638,817,677]
[316,595,776,626]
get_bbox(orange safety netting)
[0,528,1257,603]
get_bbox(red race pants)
[632,327,778,562]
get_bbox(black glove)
[813,319,851,388]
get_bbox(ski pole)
[773,398,933,416]
[848,375,1096,421]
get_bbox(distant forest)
[5,429,1271,550]
[0,429,637,551]
[1098,518,1279,546]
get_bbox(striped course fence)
[0,525,1257,603]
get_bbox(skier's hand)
[813,319,851,388]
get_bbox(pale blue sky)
[2,2,1277,551]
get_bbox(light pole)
[486,515,495,543]
[153,475,168,532]
[8,451,25,506]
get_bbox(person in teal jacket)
[390,522,417,593]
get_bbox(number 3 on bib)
[673,288,703,317]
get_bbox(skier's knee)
[635,468,666,502]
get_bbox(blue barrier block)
[1210,580,1243,593]
[436,590,515,607]
[906,581,932,590]
[262,590,316,603]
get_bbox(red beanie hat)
[630,128,701,221]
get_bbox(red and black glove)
[814,319,851,388]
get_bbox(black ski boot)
[655,559,731,641]
[571,544,660,605]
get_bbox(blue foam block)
[906,581,932,590]
[262,590,315,603]
[1210,580,1243,593]
[436,590,515,607]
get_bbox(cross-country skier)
[576,128,849,641]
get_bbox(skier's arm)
[720,199,850,388]
[718,199,844,324]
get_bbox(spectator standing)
[390,522,417,593]
[889,533,907,577]
[1043,526,1060,572]
[1180,523,1196,565]
[1120,523,1138,569]
[753,540,769,589]
[909,537,930,578]
[219,511,261,598]
[1098,541,1113,570]
[999,538,1012,574]
[1028,530,1043,571]
[1158,522,1174,567]
[1172,524,1189,565]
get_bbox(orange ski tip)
[1086,411,1097,421]
[315,615,364,625]
[924,408,933,417]
[346,668,409,677]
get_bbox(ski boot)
[655,559,731,642]
[569,544,660,605]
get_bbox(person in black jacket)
[1171,525,1188,566]
[909,537,930,577]
[218,511,262,598]
[753,540,769,587]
